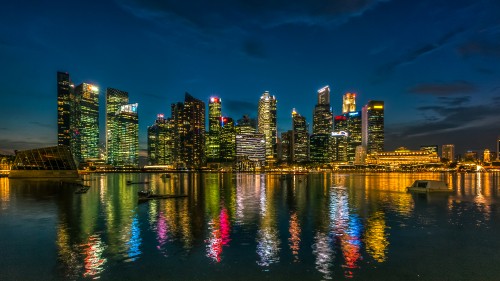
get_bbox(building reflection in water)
[256,175,280,268]
[3,172,500,280]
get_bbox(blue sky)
[1,0,500,155]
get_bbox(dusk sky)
[1,0,500,155]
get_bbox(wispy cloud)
[408,81,476,96]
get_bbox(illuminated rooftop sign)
[120,103,138,114]
[348,112,359,116]
[332,131,348,137]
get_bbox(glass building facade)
[258,91,277,164]
[292,109,308,163]
[147,114,174,166]
[206,97,222,162]
[220,117,236,162]
[106,88,129,166]
[73,83,100,163]
[57,72,73,147]
[313,86,333,135]
[342,92,356,114]
[362,100,384,154]
[114,103,139,167]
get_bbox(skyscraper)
[148,114,174,166]
[206,97,222,162]
[313,86,333,135]
[342,93,356,114]
[280,131,292,163]
[181,93,206,168]
[235,115,265,170]
[258,91,277,164]
[57,72,73,147]
[291,109,309,163]
[115,103,139,167]
[73,83,99,163]
[362,100,384,154]
[106,88,128,165]
[331,131,348,162]
[310,134,330,163]
[335,111,361,163]
[497,137,500,160]
[220,116,236,162]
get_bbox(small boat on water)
[407,180,452,193]
[127,180,149,185]
[137,190,188,201]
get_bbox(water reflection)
[1,173,499,280]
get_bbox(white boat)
[407,180,452,193]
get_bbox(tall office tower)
[206,97,222,162]
[106,88,129,165]
[170,102,185,164]
[114,103,139,167]
[336,111,362,162]
[57,72,74,147]
[235,133,266,169]
[220,117,236,162]
[280,130,292,163]
[313,86,333,135]
[291,109,309,163]
[362,100,384,154]
[258,91,277,164]
[342,93,356,114]
[182,93,206,168]
[309,134,330,163]
[73,83,100,163]
[236,115,256,135]
[442,144,455,162]
[147,114,174,165]
[331,131,348,162]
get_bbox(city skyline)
[1,0,500,155]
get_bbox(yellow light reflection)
[364,211,389,262]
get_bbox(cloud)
[408,81,476,96]
[375,28,465,79]
[458,40,500,58]
[114,0,389,31]
[386,96,500,152]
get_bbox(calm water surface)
[1,173,499,280]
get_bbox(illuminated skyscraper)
[291,109,309,163]
[148,114,174,165]
[115,103,139,167]
[236,115,256,135]
[335,112,361,162]
[174,93,205,168]
[497,137,500,160]
[73,83,99,163]
[313,86,333,135]
[483,149,491,163]
[235,115,265,169]
[57,71,73,147]
[342,93,356,114]
[331,131,348,162]
[442,144,455,162]
[258,91,277,164]
[311,86,333,164]
[206,97,222,162]
[362,100,384,154]
[220,117,236,162]
[106,88,128,165]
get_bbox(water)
[1,173,499,280]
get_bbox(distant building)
[106,88,139,167]
[220,117,236,162]
[355,145,367,164]
[182,93,206,168]
[73,83,100,163]
[258,91,277,165]
[235,133,266,170]
[484,149,491,163]
[342,92,356,114]
[367,147,440,166]
[362,101,384,154]
[442,144,455,162]
[335,111,361,163]
[331,131,348,162]
[147,114,174,166]
[497,137,500,160]
[280,130,292,163]
[313,86,333,135]
[206,97,222,162]
[309,134,330,163]
[9,146,78,178]
[57,72,73,147]
[420,145,438,155]
[236,115,256,135]
[291,109,309,163]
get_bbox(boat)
[407,180,452,193]
[126,180,149,185]
[137,190,188,201]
